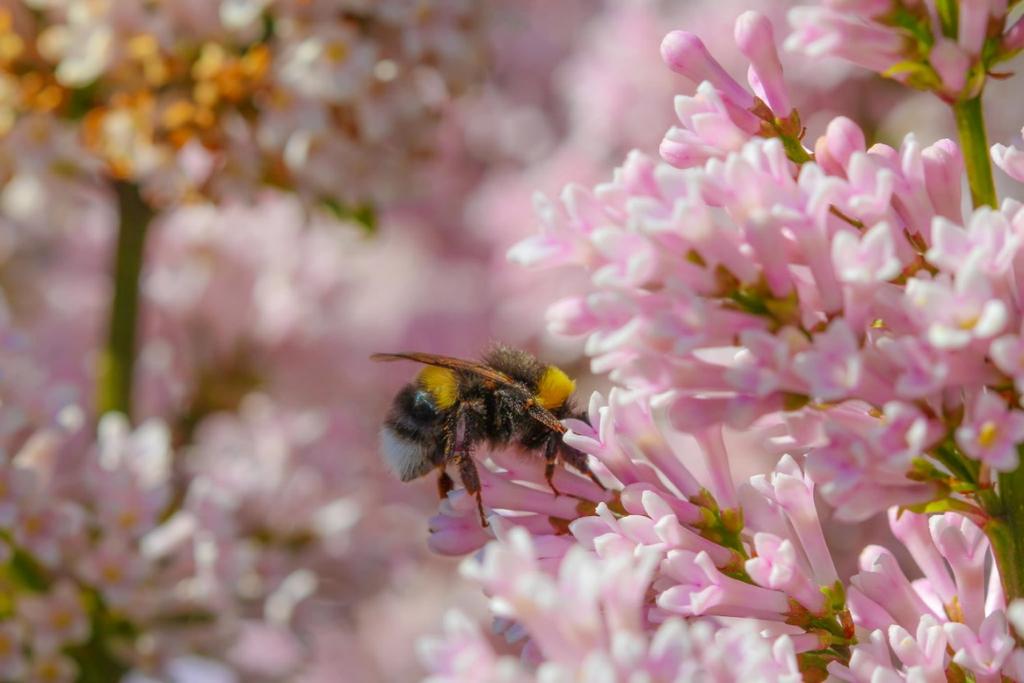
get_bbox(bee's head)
[380,384,442,482]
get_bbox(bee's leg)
[435,421,457,500]
[560,443,606,490]
[456,452,487,527]
[543,437,562,497]
[436,467,454,499]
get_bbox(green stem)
[992,459,1024,603]
[935,0,958,39]
[97,181,154,419]
[779,132,812,165]
[953,95,998,209]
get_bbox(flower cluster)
[0,405,232,681]
[0,0,488,211]
[423,404,1024,680]
[419,6,1024,682]
[421,530,802,683]
[788,0,1024,100]
[510,9,1024,524]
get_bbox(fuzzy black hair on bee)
[375,346,603,525]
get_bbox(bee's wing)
[372,351,568,434]
[372,352,519,386]
[524,403,567,434]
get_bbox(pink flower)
[886,616,948,682]
[418,611,531,683]
[427,527,803,682]
[659,549,791,619]
[955,391,1024,471]
[12,500,83,568]
[831,221,902,284]
[927,208,1020,277]
[79,537,145,608]
[992,130,1024,183]
[745,533,827,613]
[786,1,1013,99]
[735,11,791,114]
[25,649,77,683]
[785,8,906,75]
[18,581,90,651]
[991,323,1024,394]
[792,319,863,401]
[945,612,1016,676]
[904,259,1008,349]
[0,622,26,681]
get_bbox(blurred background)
[1,1,1023,681]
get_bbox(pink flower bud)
[959,0,991,55]
[930,38,971,97]
[824,116,867,173]
[660,31,753,109]
[922,139,964,221]
[930,513,988,631]
[824,0,892,18]
[888,510,957,605]
[1004,15,1024,53]
[734,11,791,114]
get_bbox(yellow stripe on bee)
[418,366,459,409]
[536,365,575,409]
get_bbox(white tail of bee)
[379,426,434,481]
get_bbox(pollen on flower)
[958,315,981,330]
[100,564,122,584]
[978,421,1000,448]
[116,510,138,531]
[50,610,72,630]
[325,41,350,64]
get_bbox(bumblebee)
[374,346,602,524]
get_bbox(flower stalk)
[97,181,154,419]
[953,95,998,209]
[994,456,1024,604]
